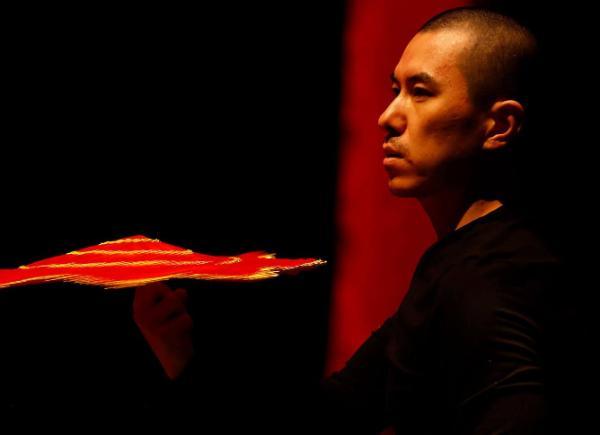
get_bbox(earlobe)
[483,136,506,151]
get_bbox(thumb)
[173,287,188,305]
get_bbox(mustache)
[384,135,409,156]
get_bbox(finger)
[173,288,188,305]
[160,312,194,335]
[149,296,187,325]
[134,281,172,309]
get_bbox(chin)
[387,178,421,197]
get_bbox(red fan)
[0,235,326,289]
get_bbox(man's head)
[379,7,537,200]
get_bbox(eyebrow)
[390,72,438,87]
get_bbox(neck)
[418,187,504,240]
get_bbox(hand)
[133,282,194,380]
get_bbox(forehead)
[395,29,473,85]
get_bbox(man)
[134,7,571,433]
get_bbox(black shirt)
[320,203,572,434]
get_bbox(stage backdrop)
[327,0,468,374]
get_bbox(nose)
[378,97,406,137]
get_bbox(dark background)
[1,1,598,428]
[0,2,345,417]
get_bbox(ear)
[483,100,525,151]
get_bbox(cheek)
[408,107,482,176]
[432,107,479,139]
[422,107,482,155]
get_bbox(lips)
[383,142,404,159]
[383,157,404,170]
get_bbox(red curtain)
[327,0,468,375]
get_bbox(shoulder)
[424,204,564,293]
[434,248,563,332]
[438,206,564,300]
[439,249,561,298]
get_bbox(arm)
[318,317,396,433]
[435,259,551,434]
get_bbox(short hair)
[419,7,538,110]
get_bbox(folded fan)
[0,235,326,289]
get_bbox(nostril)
[385,127,400,142]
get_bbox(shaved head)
[419,7,538,109]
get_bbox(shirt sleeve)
[317,316,396,433]
[434,258,552,434]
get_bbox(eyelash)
[391,86,431,98]
[412,87,430,97]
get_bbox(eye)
[391,86,400,96]
[412,87,432,97]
